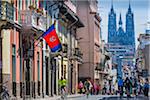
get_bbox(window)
[64,65,66,79]
[12,44,16,96]
[58,20,67,37]
[37,52,40,81]
[37,52,40,96]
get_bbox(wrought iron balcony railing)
[21,8,46,32]
[73,48,83,63]
[14,7,22,25]
[62,43,68,53]
[21,10,38,29]
[74,48,79,56]
[0,1,14,22]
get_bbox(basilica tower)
[126,1,135,48]
[108,1,117,43]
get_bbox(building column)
[42,55,46,97]
[0,29,2,93]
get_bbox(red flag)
[42,24,62,52]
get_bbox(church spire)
[111,0,114,12]
[128,0,131,12]
[119,13,122,26]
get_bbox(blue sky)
[98,0,150,47]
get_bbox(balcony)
[21,8,46,36]
[72,48,83,63]
[95,62,104,71]
[62,43,68,54]
[74,48,79,56]
[0,1,14,27]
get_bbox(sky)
[98,0,150,48]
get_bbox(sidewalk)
[35,94,84,100]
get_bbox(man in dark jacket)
[124,77,132,97]
[143,78,149,97]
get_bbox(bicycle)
[0,81,10,100]
[60,86,67,100]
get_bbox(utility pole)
[0,29,2,93]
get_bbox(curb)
[34,94,84,100]
[67,94,84,99]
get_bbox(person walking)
[118,77,124,97]
[93,83,97,95]
[84,79,91,98]
[102,82,107,95]
[137,80,142,95]
[58,76,67,99]
[96,84,100,95]
[132,78,137,96]
[143,78,149,97]
[78,81,84,94]
[124,77,132,98]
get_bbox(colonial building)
[0,0,84,99]
[0,0,46,99]
[46,0,84,95]
[76,0,102,84]
[136,24,150,79]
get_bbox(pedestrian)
[93,83,97,95]
[78,81,84,94]
[102,82,107,95]
[112,85,115,95]
[118,77,124,97]
[96,84,100,95]
[58,76,67,96]
[109,81,112,95]
[89,80,93,95]
[143,78,149,97]
[137,80,142,95]
[124,77,132,97]
[84,79,91,98]
[132,78,137,96]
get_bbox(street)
[68,95,105,100]
[67,95,150,100]
[102,96,150,100]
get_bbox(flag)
[42,24,62,52]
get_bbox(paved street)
[102,96,150,100]
[68,95,106,100]
[33,94,150,100]
[67,95,150,100]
